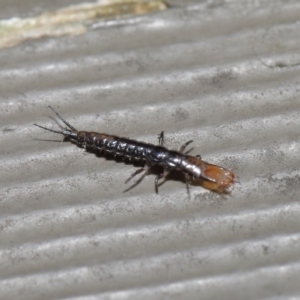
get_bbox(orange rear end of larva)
[202,163,235,188]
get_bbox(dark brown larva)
[35,106,235,195]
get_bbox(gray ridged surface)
[1,1,300,299]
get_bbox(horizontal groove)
[1,63,299,128]
[1,181,299,253]
[67,261,300,300]
[1,167,299,255]
[1,2,298,64]
[1,249,300,300]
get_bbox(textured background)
[1,1,300,299]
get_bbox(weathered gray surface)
[1,1,300,299]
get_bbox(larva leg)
[124,165,151,192]
[158,131,164,146]
[179,140,193,153]
[155,168,170,194]
[125,167,147,184]
[185,174,192,199]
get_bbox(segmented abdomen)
[78,131,175,165]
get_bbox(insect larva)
[34,106,235,196]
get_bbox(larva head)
[77,131,88,145]
[77,131,106,148]
[77,131,103,147]
[184,156,235,190]
[201,163,235,188]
